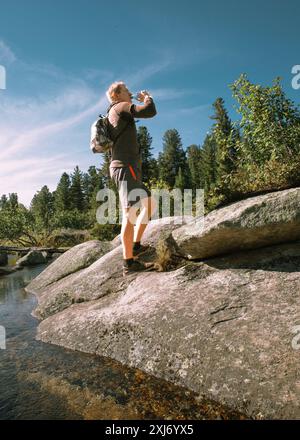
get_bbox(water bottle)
[131,90,149,101]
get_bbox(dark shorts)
[109,165,151,209]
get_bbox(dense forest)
[1,74,300,247]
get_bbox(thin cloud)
[160,103,212,120]
[0,154,73,177]
[0,40,16,64]
[0,94,107,161]
[125,57,173,88]
[177,104,212,114]
[0,41,172,206]
[147,44,221,72]
[151,88,204,100]
[82,67,115,85]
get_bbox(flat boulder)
[27,245,125,319]
[170,187,300,259]
[26,240,112,293]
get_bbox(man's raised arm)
[118,94,157,121]
[130,95,157,118]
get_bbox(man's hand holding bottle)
[136,90,152,102]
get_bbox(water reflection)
[0,265,247,420]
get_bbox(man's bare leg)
[134,196,157,243]
[121,205,138,259]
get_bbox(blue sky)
[0,0,299,206]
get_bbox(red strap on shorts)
[128,164,137,180]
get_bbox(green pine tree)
[70,166,85,211]
[201,134,218,191]
[53,172,71,212]
[186,144,205,191]
[137,126,155,182]
[30,185,54,232]
[7,193,19,211]
[158,129,188,187]
[99,152,115,190]
[211,97,238,182]
[148,157,159,181]
[0,194,8,210]
[82,166,104,210]
[174,166,185,192]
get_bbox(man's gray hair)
[106,81,125,103]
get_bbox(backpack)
[90,102,131,154]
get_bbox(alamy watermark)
[0,325,6,349]
[96,186,205,232]
[291,65,300,90]
[0,64,6,90]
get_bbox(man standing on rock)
[105,81,158,276]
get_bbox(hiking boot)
[122,259,155,276]
[133,243,150,257]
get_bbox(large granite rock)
[169,187,300,259]
[25,207,300,419]
[32,240,300,419]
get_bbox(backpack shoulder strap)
[106,101,121,116]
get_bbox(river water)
[0,263,246,420]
